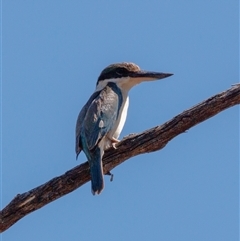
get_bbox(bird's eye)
[115,68,128,77]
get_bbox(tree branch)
[1,84,239,232]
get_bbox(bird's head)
[96,62,173,91]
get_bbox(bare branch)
[1,84,239,232]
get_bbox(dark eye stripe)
[98,67,131,82]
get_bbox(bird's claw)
[105,171,114,182]
[107,136,120,149]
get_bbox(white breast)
[113,95,129,138]
[105,90,129,139]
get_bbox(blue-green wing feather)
[82,84,121,150]
[75,91,100,156]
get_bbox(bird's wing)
[83,83,122,151]
[75,91,101,157]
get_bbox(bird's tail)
[89,147,104,195]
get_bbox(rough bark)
[0,84,239,233]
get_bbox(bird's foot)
[107,136,120,149]
[112,142,118,149]
[105,171,114,182]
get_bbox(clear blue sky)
[1,1,239,240]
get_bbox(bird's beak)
[132,71,173,81]
[119,70,173,90]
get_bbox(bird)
[75,62,173,195]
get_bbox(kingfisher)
[75,62,173,195]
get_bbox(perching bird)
[75,62,173,195]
